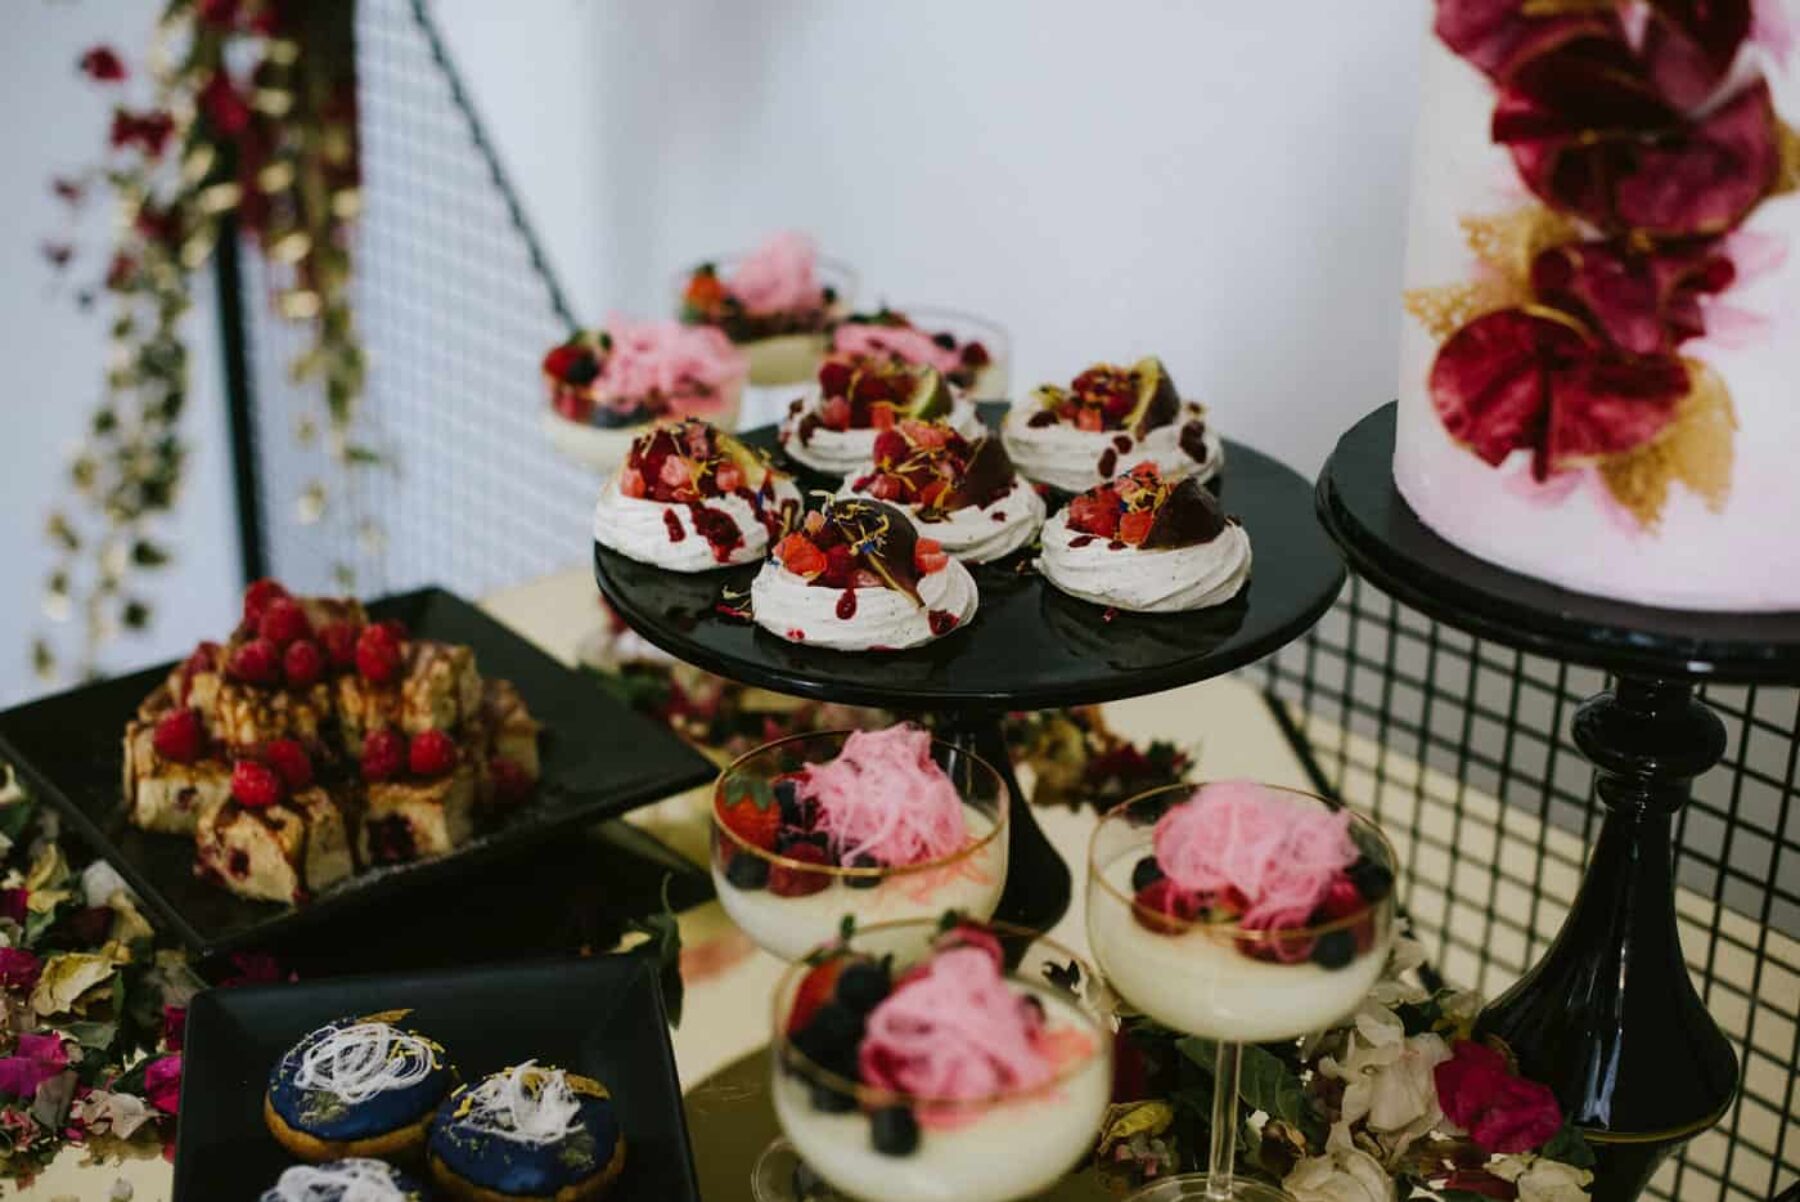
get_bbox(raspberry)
[378,618,410,641]
[228,638,282,685]
[489,756,533,805]
[151,708,204,764]
[817,359,853,397]
[542,342,582,380]
[407,729,458,778]
[1132,878,1205,935]
[257,598,311,647]
[768,841,833,898]
[872,430,908,465]
[283,639,325,688]
[317,621,359,670]
[355,624,403,684]
[241,578,288,630]
[360,728,405,782]
[263,738,313,790]
[230,759,285,809]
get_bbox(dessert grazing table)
[1317,404,1800,1202]
[21,568,1324,1202]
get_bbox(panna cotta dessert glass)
[1088,781,1398,1202]
[677,231,857,386]
[710,725,1008,963]
[751,498,979,651]
[542,316,749,471]
[831,306,1011,400]
[840,419,1044,564]
[1001,356,1223,495]
[593,419,803,572]
[779,360,984,478]
[1040,463,1251,613]
[758,918,1113,1202]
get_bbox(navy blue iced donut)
[259,1157,426,1201]
[427,1063,625,1201]
[264,1011,455,1162]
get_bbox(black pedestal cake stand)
[1318,404,1800,1202]
[593,406,1345,931]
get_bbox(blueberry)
[725,853,770,891]
[1130,856,1164,892]
[774,778,802,823]
[1347,857,1393,902]
[1312,929,1356,970]
[870,1105,920,1156]
[845,853,881,889]
[806,1002,864,1054]
[835,961,891,1013]
[931,332,958,350]
[810,1081,857,1113]
[562,353,600,385]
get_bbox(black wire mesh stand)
[593,416,1346,930]
[1317,404,1800,1202]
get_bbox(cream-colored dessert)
[543,316,748,472]
[715,808,1004,962]
[779,360,983,478]
[1089,852,1384,1042]
[678,232,854,386]
[195,788,353,905]
[751,499,978,651]
[1038,464,1250,613]
[839,421,1045,564]
[122,716,231,836]
[774,986,1111,1202]
[593,419,802,572]
[360,758,479,866]
[1002,357,1222,494]
[334,640,481,757]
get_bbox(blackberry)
[835,960,891,1013]
[1131,855,1164,892]
[845,852,881,889]
[870,1105,920,1156]
[1312,929,1356,970]
[1346,857,1394,902]
[725,853,770,891]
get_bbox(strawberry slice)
[718,778,781,851]
[1119,509,1155,546]
[787,958,845,1034]
[1067,491,1120,538]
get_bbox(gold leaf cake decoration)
[1460,206,1577,286]
[1599,359,1736,528]
[1776,120,1800,197]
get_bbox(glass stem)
[1207,1041,1241,1200]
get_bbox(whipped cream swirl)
[750,558,979,650]
[1037,507,1250,613]
[593,474,801,572]
[1002,402,1223,494]
[840,472,1044,564]
[779,390,983,476]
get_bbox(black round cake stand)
[594,415,1345,932]
[1320,404,1800,1202]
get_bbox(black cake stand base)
[595,406,1347,932]
[1318,404,1800,1202]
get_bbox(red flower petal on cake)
[1428,308,1685,478]
[1640,0,1754,110]
[1611,78,1780,236]
[1530,238,1735,355]
[1434,0,1618,81]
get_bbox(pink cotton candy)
[1152,780,1356,927]
[859,947,1054,1100]
[833,321,962,374]
[800,724,968,867]
[597,315,746,406]
[727,231,823,316]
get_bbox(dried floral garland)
[37,0,370,684]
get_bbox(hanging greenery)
[37,0,370,684]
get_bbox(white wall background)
[1,0,1425,703]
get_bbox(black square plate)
[0,586,715,957]
[176,953,698,1200]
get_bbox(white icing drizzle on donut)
[458,1061,583,1147]
[260,1158,409,1202]
[294,1022,439,1105]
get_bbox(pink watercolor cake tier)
[771,921,1111,1202]
[831,306,1009,399]
[710,726,1008,962]
[592,419,803,572]
[779,358,984,478]
[543,316,748,471]
[1395,1,1800,611]
[678,231,856,386]
[750,498,979,652]
[838,418,1045,564]
[1001,357,1224,495]
[1087,781,1397,1043]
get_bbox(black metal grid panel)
[1260,579,1800,1202]
[242,0,587,602]
[221,2,1800,1199]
